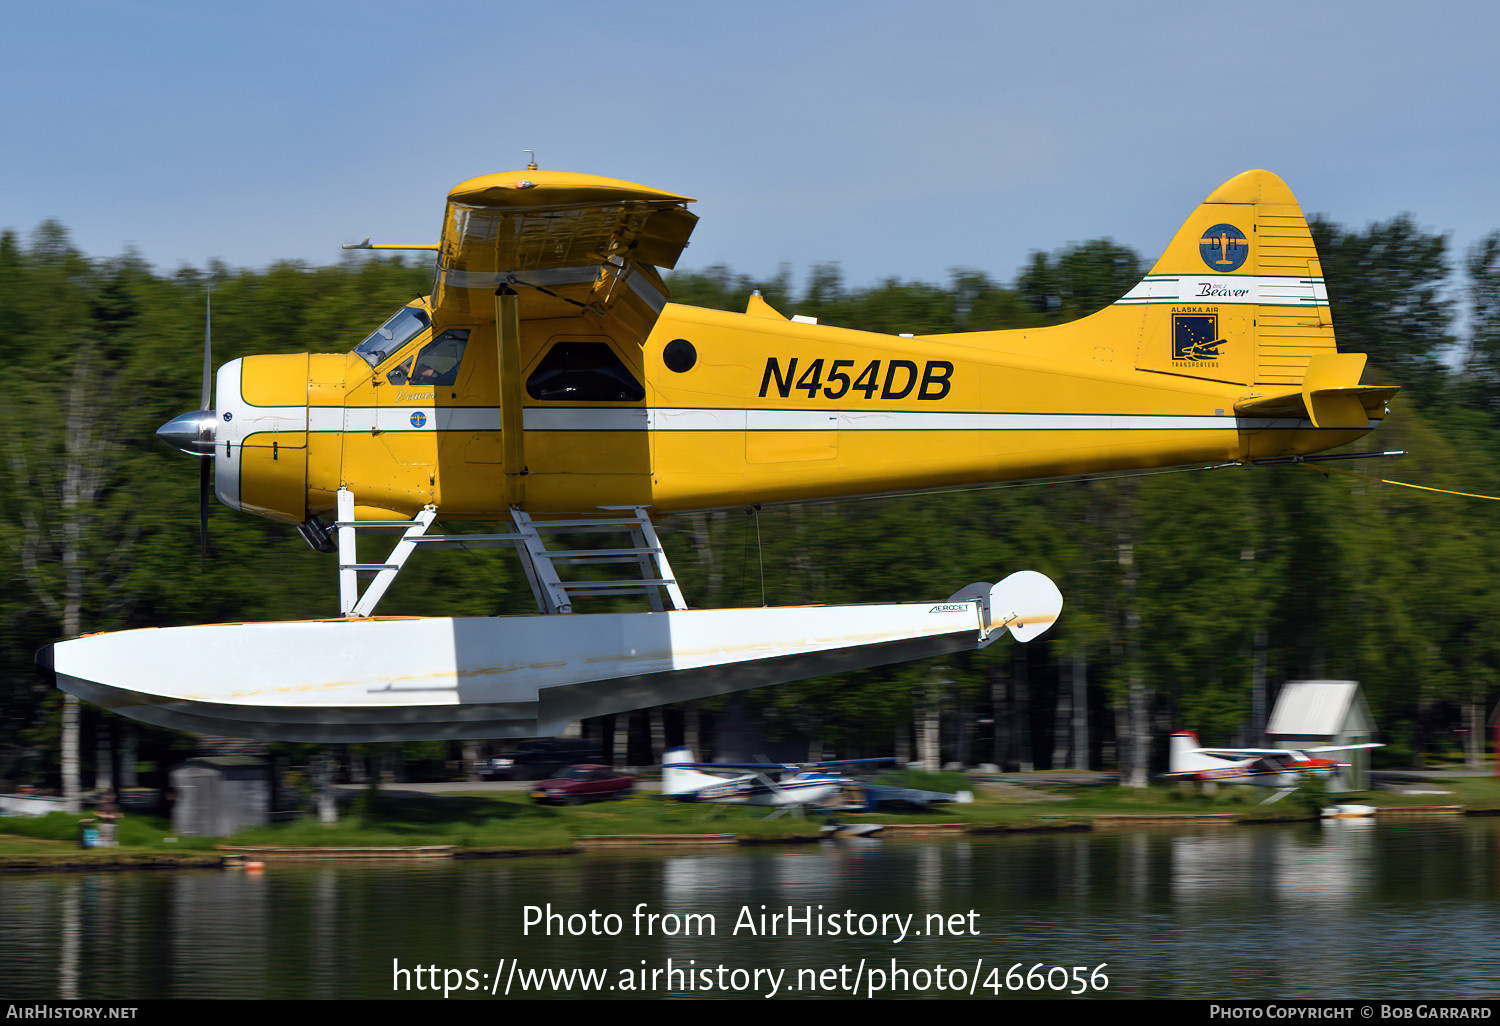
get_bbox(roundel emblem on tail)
[1199,223,1248,272]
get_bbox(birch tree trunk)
[1119,526,1149,788]
[990,664,1010,771]
[917,682,941,772]
[11,351,128,813]
[1072,646,1089,770]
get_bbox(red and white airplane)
[1166,730,1382,804]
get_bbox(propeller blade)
[199,288,213,567]
[200,290,213,411]
[155,286,218,568]
[200,457,211,564]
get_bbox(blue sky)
[4,0,1498,295]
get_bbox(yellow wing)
[431,169,696,335]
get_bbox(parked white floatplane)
[41,164,1393,742]
[660,748,884,816]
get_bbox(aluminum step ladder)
[335,489,686,617]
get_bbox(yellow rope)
[1307,462,1500,501]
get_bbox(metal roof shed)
[1265,680,1377,791]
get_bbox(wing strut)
[495,285,526,507]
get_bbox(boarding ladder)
[333,488,686,618]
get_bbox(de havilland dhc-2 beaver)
[39,164,1397,743]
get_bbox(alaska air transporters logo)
[1199,223,1248,272]
[1172,312,1227,364]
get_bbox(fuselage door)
[520,336,652,509]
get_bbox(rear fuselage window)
[527,341,644,402]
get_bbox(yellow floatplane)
[41,166,1394,741]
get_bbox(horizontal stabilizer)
[1234,351,1400,427]
[1234,385,1399,423]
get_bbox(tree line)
[2,212,1498,793]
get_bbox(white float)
[42,571,1063,743]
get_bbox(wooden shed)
[1265,680,1377,791]
[169,756,271,836]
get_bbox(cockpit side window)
[526,341,645,402]
[386,329,470,386]
[354,306,431,367]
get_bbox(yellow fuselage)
[209,167,1390,526]
[216,296,1373,525]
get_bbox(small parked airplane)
[661,748,895,817]
[1165,730,1382,804]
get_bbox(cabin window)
[387,329,470,386]
[527,341,644,402]
[354,305,431,367]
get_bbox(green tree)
[1462,232,1500,414]
[1016,239,1142,321]
[1311,215,1454,399]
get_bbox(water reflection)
[2,819,1496,1000]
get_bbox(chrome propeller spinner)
[156,408,217,456]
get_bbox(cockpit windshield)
[353,305,431,367]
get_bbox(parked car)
[484,740,603,780]
[478,756,516,780]
[530,765,636,804]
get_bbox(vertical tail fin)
[661,747,706,797]
[1121,170,1341,391]
[933,170,1395,433]
[1169,731,1202,774]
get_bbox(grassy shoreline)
[3,774,1496,872]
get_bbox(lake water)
[3,817,1497,1000]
